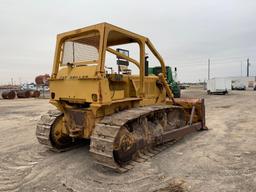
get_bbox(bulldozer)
[36,23,207,172]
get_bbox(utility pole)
[247,58,250,77]
[208,58,210,80]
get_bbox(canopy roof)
[57,22,147,46]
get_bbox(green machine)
[148,66,181,98]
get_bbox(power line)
[171,58,255,67]
[168,55,255,62]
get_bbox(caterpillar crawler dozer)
[36,23,207,172]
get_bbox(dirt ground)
[0,89,255,192]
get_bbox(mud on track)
[0,89,256,192]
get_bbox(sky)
[0,0,256,84]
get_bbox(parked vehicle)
[232,80,246,90]
[207,78,231,95]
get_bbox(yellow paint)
[49,23,182,139]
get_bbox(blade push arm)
[146,39,174,100]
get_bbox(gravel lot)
[0,89,255,192]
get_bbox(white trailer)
[207,78,231,95]
[232,80,246,90]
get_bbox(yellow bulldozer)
[36,23,207,172]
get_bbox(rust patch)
[64,109,95,138]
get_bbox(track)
[36,110,81,152]
[36,110,62,150]
[90,105,203,172]
[36,106,204,172]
